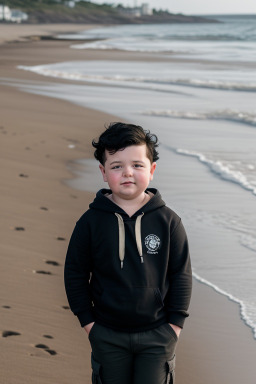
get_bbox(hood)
[89,188,166,217]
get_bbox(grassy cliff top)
[3,1,218,24]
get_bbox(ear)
[99,164,108,182]
[149,162,157,181]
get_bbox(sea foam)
[192,271,256,339]
[143,109,256,127]
[175,148,256,196]
[18,63,256,93]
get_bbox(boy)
[64,122,192,384]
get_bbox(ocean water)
[16,15,256,338]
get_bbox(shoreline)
[0,24,99,44]
[193,271,256,339]
[1,26,256,384]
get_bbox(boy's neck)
[107,191,152,217]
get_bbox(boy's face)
[99,144,156,201]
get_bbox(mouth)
[121,181,135,185]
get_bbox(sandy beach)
[1,24,256,384]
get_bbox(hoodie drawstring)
[115,213,125,269]
[135,212,144,263]
[115,213,144,269]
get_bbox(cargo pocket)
[166,354,175,384]
[91,353,103,384]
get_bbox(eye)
[111,165,121,169]
[134,164,143,168]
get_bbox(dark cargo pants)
[88,323,177,384]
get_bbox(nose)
[123,165,133,177]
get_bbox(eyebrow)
[109,160,145,165]
[109,161,122,165]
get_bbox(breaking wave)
[192,271,256,339]
[18,64,256,93]
[143,109,256,127]
[175,148,256,196]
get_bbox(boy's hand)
[84,322,95,335]
[169,323,181,338]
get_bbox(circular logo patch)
[145,234,161,253]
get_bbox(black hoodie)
[64,188,192,332]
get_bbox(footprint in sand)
[46,349,57,355]
[45,260,60,266]
[35,343,48,349]
[34,270,52,275]
[35,343,57,356]
[43,335,54,339]
[2,331,21,338]
[40,207,48,211]
[14,227,25,231]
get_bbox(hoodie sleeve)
[64,218,95,327]
[165,219,192,328]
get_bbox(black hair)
[92,122,159,165]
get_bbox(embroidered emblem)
[145,234,161,254]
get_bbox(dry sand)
[1,24,256,384]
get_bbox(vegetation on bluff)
[2,1,217,24]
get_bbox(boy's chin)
[115,191,147,200]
